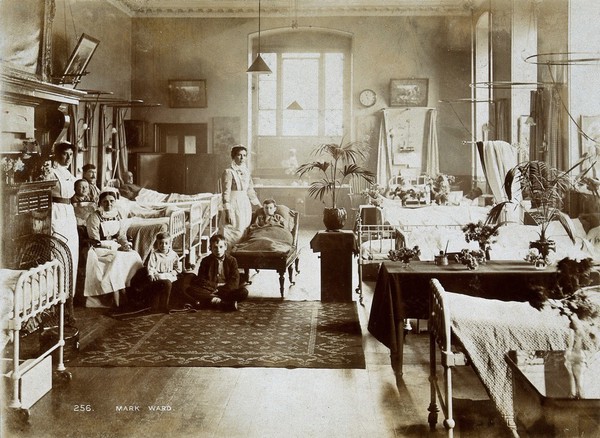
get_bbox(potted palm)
[296,139,375,231]
[486,158,595,261]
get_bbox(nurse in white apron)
[48,142,79,314]
[219,145,261,245]
[84,191,142,307]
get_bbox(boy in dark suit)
[185,234,248,311]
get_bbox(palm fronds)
[489,158,598,242]
[296,139,374,208]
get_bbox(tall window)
[257,52,345,137]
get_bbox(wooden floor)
[3,227,512,438]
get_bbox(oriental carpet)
[70,300,365,369]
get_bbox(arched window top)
[250,26,353,53]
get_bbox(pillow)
[166,192,213,203]
[136,188,168,203]
[275,204,294,231]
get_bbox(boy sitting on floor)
[184,234,248,311]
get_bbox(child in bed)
[250,198,286,229]
[184,234,248,311]
[127,231,182,314]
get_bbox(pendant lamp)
[286,100,303,110]
[247,0,272,74]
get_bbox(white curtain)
[425,109,439,176]
[480,140,522,222]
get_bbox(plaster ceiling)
[107,0,479,18]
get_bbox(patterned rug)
[70,300,365,369]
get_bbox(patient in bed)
[233,200,294,253]
[249,198,287,230]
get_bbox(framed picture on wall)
[59,33,100,88]
[123,120,147,150]
[168,80,207,108]
[389,78,429,107]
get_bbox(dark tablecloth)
[367,260,557,374]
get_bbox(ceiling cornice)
[108,0,475,18]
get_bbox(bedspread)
[380,201,490,226]
[232,225,293,254]
[445,290,570,423]
[126,217,169,262]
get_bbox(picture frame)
[0,0,54,82]
[59,33,100,88]
[168,80,207,108]
[389,78,429,107]
[123,119,147,151]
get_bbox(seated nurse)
[84,190,143,308]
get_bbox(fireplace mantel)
[1,65,86,153]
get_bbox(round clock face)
[359,89,377,107]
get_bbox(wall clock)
[359,89,377,107]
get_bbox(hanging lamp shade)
[247,0,271,74]
[247,54,271,74]
[286,100,303,110]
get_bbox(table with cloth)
[367,260,558,375]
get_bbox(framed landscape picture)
[59,33,100,88]
[390,78,429,107]
[168,80,207,108]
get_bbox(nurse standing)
[219,145,261,245]
[48,142,79,314]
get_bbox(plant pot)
[323,207,347,231]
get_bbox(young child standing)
[134,231,182,313]
[185,234,248,311]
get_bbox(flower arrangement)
[361,183,385,207]
[524,247,555,268]
[1,156,25,184]
[388,246,421,263]
[454,248,486,270]
[390,186,430,206]
[462,221,500,256]
[430,173,456,205]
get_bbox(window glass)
[256,50,345,137]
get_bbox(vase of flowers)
[524,247,552,269]
[431,173,456,205]
[462,221,500,260]
[388,246,421,266]
[529,257,600,398]
[362,183,385,207]
[529,238,556,262]
[1,156,24,185]
[454,248,486,270]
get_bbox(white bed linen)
[380,200,490,227]
[445,290,570,424]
